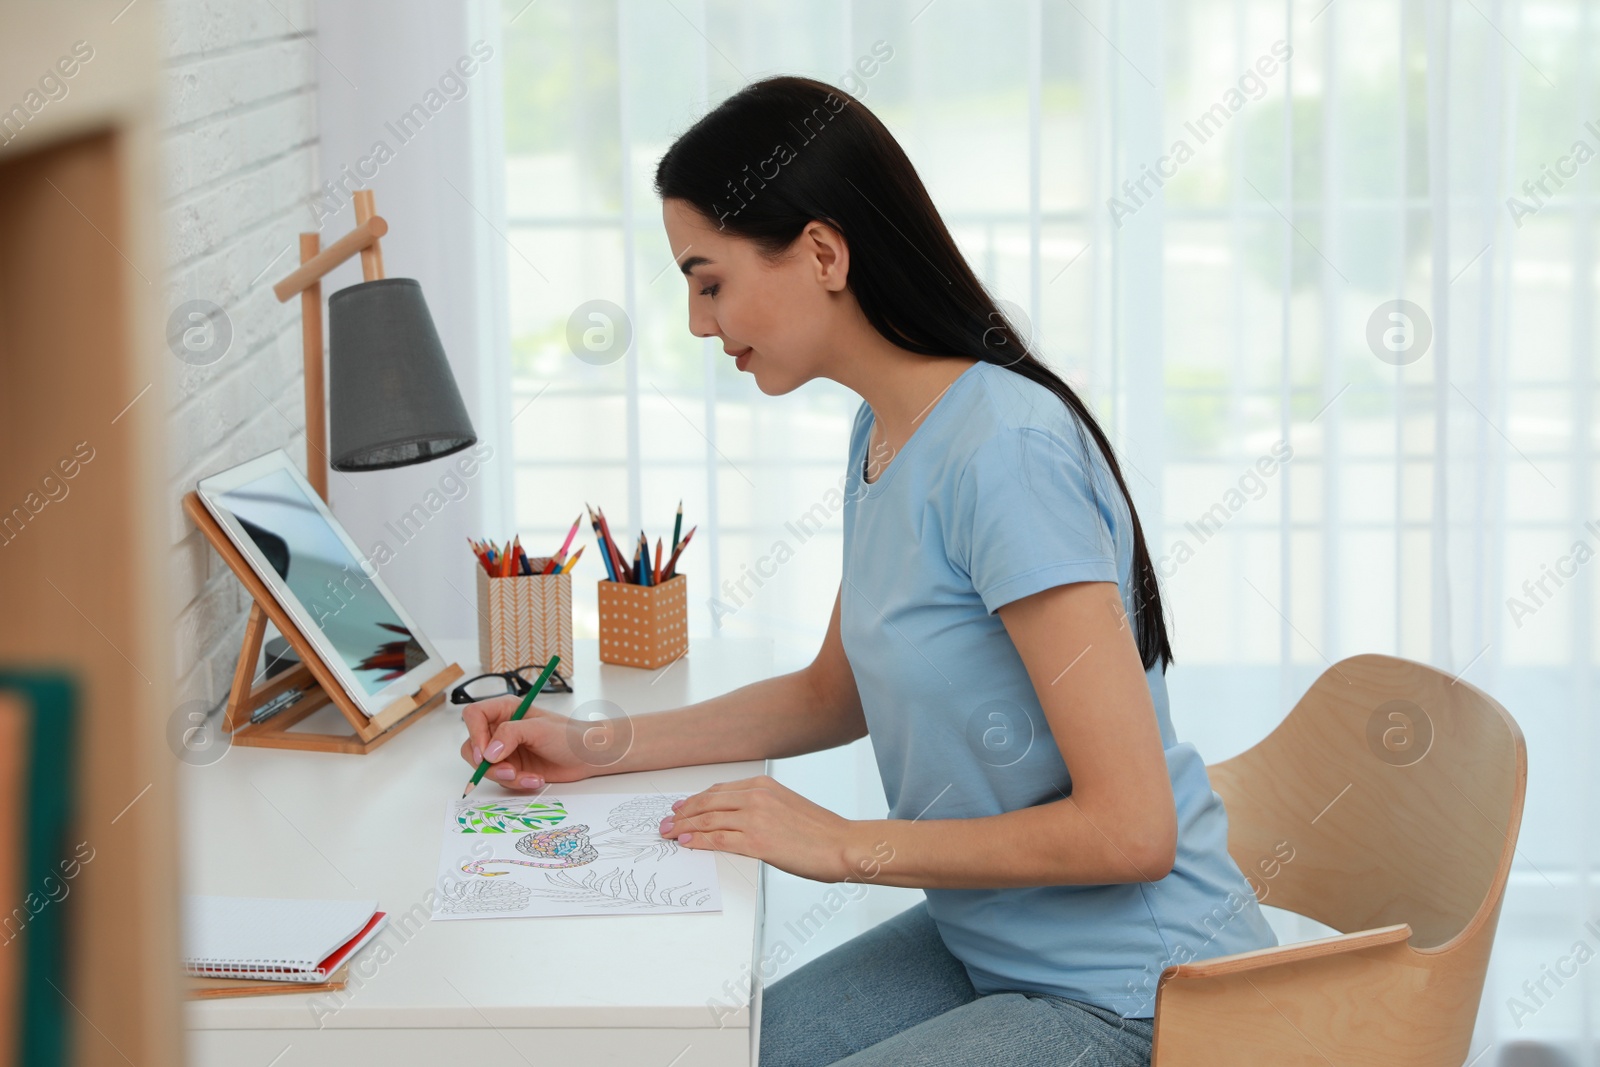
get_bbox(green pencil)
[671,499,683,555]
[461,655,561,798]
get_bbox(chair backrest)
[1205,653,1526,948]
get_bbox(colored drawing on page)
[432,792,722,921]
[454,798,568,834]
[461,825,600,876]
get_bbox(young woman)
[461,75,1278,1067]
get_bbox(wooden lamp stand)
[191,189,463,754]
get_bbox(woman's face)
[661,197,847,396]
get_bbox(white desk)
[182,638,773,1067]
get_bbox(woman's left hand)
[661,775,855,882]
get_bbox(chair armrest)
[1162,923,1413,980]
[1150,925,1435,1066]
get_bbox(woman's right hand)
[459,695,596,791]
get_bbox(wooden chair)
[1151,653,1527,1066]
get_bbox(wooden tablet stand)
[182,187,466,755]
[184,493,462,754]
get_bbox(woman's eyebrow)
[679,255,713,275]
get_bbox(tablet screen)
[212,467,425,697]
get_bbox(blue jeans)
[759,900,1154,1067]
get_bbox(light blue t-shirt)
[839,359,1278,1019]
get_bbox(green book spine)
[0,672,78,1067]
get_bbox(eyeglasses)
[450,661,572,705]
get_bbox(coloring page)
[432,792,722,920]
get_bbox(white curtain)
[496,1,1597,1059]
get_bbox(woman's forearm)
[597,666,866,775]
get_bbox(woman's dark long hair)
[655,75,1173,672]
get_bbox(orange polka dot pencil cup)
[588,501,694,669]
[597,574,687,669]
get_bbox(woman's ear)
[804,219,850,292]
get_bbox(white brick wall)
[161,0,321,710]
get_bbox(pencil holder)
[597,574,688,669]
[476,560,575,678]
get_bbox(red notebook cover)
[313,911,387,979]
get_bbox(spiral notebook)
[183,896,388,982]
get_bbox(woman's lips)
[726,347,752,371]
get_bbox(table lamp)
[271,188,476,498]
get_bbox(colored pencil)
[610,532,629,581]
[596,507,628,580]
[671,500,683,556]
[588,505,611,579]
[555,514,581,562]
[542,515,576,575]
[663,524,696,578]
[586,505,617,582]
[461,656,560,798]
[559,545,585,574]
[653,537,663,585]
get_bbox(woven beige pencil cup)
[597,574,688,669]
[475,560,575,677]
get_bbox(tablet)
[196,450,449,718]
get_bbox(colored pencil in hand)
[461,656,561,798]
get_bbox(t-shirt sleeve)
[949,424,1121,614]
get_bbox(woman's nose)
[687,302,718,340]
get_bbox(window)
[498,3,1598,1049]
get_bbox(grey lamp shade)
[327,277,477,471]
